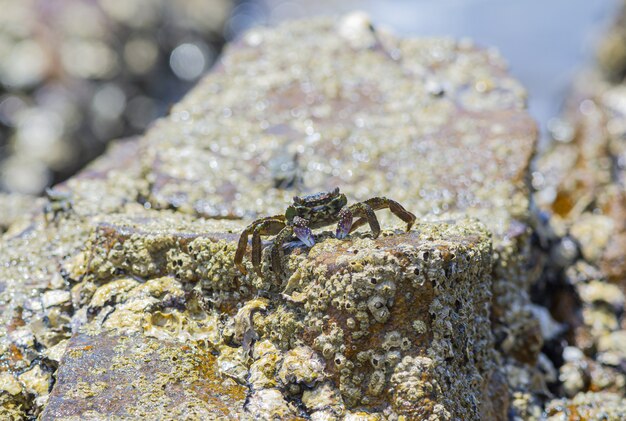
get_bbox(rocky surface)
[0,193,38,232]
[41,332,247,419]
[143,13,543,417]
[533,1,626,417]
[41,215,496,419]
[0,13,579,420]
[544,391,626,420]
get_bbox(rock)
[40,332,247,419]
[0,14,544,419]
[530,304,565,341]
[597,330,626,359]
[73,212,498,418]
[559,355,626,398]
[536,74,626,294]
[545,391,626,420]
[276,221,496,419]
[0,193,39,233]
[577,280,625,312]
[41,290,71,309]
[0,372,30,420]
[142,12,541,412]
[302,381,345,418]
[277,346,326,387]
[245,388,301,419]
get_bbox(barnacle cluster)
[58,215,495,418]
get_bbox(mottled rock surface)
[0,14,545,419]
[47,214,497,419]
[41,332,246,419]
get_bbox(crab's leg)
[350,197,416,233]
[234,216,284,275]
[270,225,294,277]
[369,197,416,231]
[348,201,381,238]
[336,206,353,239]
[235,225,256,275]
[251,218,286,276]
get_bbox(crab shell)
[285,187,348,230]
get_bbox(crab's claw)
[336,207,353,239]
[293,216,315,247]
[294,226,315,247]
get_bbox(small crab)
[234,188,416,276]
[43,188,73,223]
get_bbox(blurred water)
[256,0,620,144]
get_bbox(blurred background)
[0,0,620,194]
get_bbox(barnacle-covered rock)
[545,391,626,420]
[57,213,498,418]
[536,76,626,295]
[269,222,498,419]
[40,332,247,419]
[248,340,282,390]
[0,371,31,420]
[0,13,546,419]
[245,388,302,419]
[277,346,326,388]
[302,381,346,419]
[140,12,542,414]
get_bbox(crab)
[234,188,416,276]
[43,188,73,223]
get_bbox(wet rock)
[245,388,301,419]
[41,332,246,419]
[0,13,544,418]
[141,12,540,412]
[72,215,498,418]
